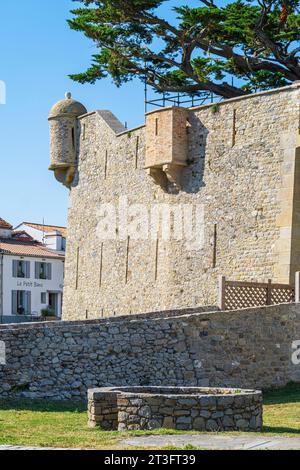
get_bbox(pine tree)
[68,0,300,98]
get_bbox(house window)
[35,262,52,280]
[12,260,30,278]
[41,292,47,304]
[12,290,31,315]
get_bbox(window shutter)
[12,291,17,315]
[12,260,17,277]
[25,292,31,315]
[35,262,39,280]
[26,261,30,279]
[47,263,52,280]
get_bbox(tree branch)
[155,82,249,98]
[194,39,299,81]
[254,29,300,78]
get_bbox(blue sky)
[0,0,148,228]
[0,0,212,228]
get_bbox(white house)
[14,222,67,252]
[0,218,65,322]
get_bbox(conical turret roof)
[49,92,87,119]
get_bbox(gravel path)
[1,434,300,450]
[122,434,300,450]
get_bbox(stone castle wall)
[62,84,300,321]
[0,303,299,400]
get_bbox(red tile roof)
[0,218,13,230]
[12,231,35,241]
[0,239,64,259]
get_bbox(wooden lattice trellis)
[219,276,298,311]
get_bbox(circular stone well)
[87,386,263,432]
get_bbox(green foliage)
[211,103,220,113]
[40,308,55,318]
[68,1,300,98]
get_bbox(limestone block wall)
[145,107,189,167]
[0,303,299,401]
[63,84,300,320]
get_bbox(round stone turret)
[48,93,87,188]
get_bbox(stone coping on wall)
[88,385,262,399]
[0,305,218,330]
[77,110,146,137]
[0,301,297,331]
[189,82,300,111]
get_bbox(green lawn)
[262,383,300,435]
[0,383,299,449]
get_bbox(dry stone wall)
[63,84,300,321]
[0,303,299,401]
[87,386,263,432]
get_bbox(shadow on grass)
[263,382,300,405]
[263,426,300,435]
[0,399,86,413]
[0,382,299,419]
